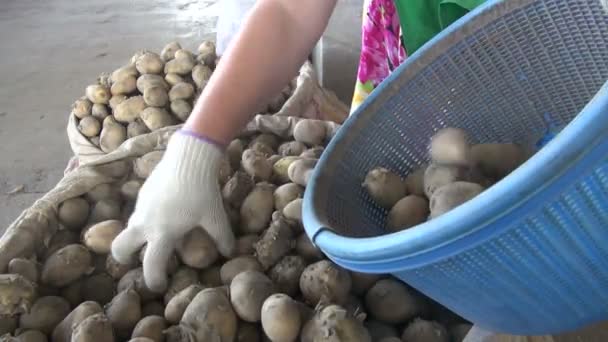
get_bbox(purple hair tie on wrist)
[178,129,226,149]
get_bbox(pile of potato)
[0,122,474,342]
[71,40,293,153]
[363,127,530,232]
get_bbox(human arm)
[185,0,338,144]
[111,0,338,292]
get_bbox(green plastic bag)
[395,0,487,55]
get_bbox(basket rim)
[303,0,608,272]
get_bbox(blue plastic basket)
[303,0,608,335]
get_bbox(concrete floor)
[0,0,362,230]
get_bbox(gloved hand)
[111,130,235,292]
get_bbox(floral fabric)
[350,0,408,114]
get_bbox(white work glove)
[111,130,235,292]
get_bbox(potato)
[60,279,83,308]
[168,82,195,101]
[170,99,192,121]
[226,139,244,169]
[77,116,101,138]
[164,73,184,87]
[85,85,111,104]
[362,167,408,209]
[112,64,139,83]
[134,150,164,179]
[127,118,150,139]
[237,322,261,342]
[137,108,172,132]
[143,85,169,107]
[86,183,121,202]
[365,320,399,341]
[70,313,114,342]
[19,296,71,334]
[423,163,470,198]
[287,158,317,187]
[269,255,306,296]
[58,197,90,230]
[114,96,146,123]
[164,284,203,324]
[109,94,127,110]
[401,318,449,342]
[365,278,426,324]
[139,301,164,318]
[274,183,303,212]
[52,301,103,342]
[181,288,237,342]
[222,171,254,207]
[0,317,17,336]
[350,272,382,296]
[249,142,274,158]
[272,156,300,184]
[449,323,473,342]
[301,305,371,342]
[81,273,115,305]
[405,167,426,197]
[100,116,127,153]
[83,220,123,254]
[254,216,294,270]
[161,41,182,62]
[220,256,263,285]
[41,244,92,287]
[164,50,195,75]
[197,40,216,66]
[299,146,324,159]
[92,103,110,120]
[111,75,137,95]
[230,271,275,322]
[176,228,218,269]
[387,195,429,232]
[471,143,529,180]
[136,52,164,75]
[164,267,199,305]
[261,294,300,342]
[282,199,302,225]
[90,198,122,222]
[241,149,272,181]
[197,266,220,288]
[132,315,167,342]
[15,330,47,342]
[429,181,484,219]
[137,74,169,94]
[191,64,212,89]
[430,127,471,166]
[293,120,326,146]
[119,182,140,203]
[344,294,367,319]
[251,134,280,150]
[106,288,142,339]
[42,230,79,259]
[218,156,233,186]
[118,268,160,303]
[240,183,275,233]
[0,274,36,315]
[234,234,259,256]
[72,98,93,119]
[295,233,324,261]
[300,260,351,306]
[278,141,306,157]
[8,258,38,284]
